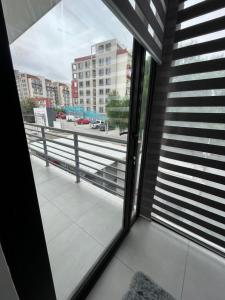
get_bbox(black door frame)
[0,1,156,298]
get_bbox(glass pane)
[3,0,133,298]
[132,52,152,216]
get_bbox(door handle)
[119,131,128,136]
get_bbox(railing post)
[74,133,80,183]
[41,127,49,167]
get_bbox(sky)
[10,0,133,83]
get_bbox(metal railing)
[24,122,127,197]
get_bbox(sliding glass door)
[1,0,147,299]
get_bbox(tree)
[20,98,37,123]
[54,107,66,114]
[106,91,129,131]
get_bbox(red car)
[76,118,90,125]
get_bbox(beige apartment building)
[71,39,132,113]
[14,70,72,107]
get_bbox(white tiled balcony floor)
[31,156,225,300]
[31,156,123,300]
[87,220,225,300]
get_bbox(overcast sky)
[10,0,133,83]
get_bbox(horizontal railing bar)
[30,147,124,190]
[78,154,126,173]
[45,131,74,141]
[24,122,127,144]
[45,138,75,149]
[78,166,125,190]
[28,144,43,151]
[46,149,75,162]
[78,146,126,164]
[30,150,124,197]
[78,161,125,181]
[26,133,42,139]
[40,143,74,156]
[24,126,40,132]
[78,173,124,198]
[43,138,125,164]
[78,139,127,154]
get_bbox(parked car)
[56,112,66,119]
[90,120,104,129]
[99,123,115,131]
[76,118,90,125]
[66,114,75,121]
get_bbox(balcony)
[25,123,127,299]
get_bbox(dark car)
[99,123,115,131]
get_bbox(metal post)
[41,127,49,167]
[74,133,80,183]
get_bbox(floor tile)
[116,219,189,299]
[51,193,98,223]
[40,202,72,243]
[86,258,134,300]
[77,202,123,246]
[182,242,225,300]
[47,224,103,300]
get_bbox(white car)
[90,120,104,129]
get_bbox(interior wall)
[0,244,18,300]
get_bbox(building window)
[92,70,96,77]
[79,90,83,96]
[98,45,104,53]
[72,64,77,70]
[86,81,90,87]
[85,61,90,68]
[106,57,111,65]
[98,58,104,66]
[92,60,96,67]
[99,89,104,95]
[86,107,91,111]
[99,79,104,86]
[85,71,90,78]
[105,68,111,75]
[79,81,83,88]
[86,99,91,104]
[99,98,104,104]
[99,107,104,113]
[86,90,90,96]
[80,99,84,104]
[99,68,104,76]
[106,88,110,95]
[79,72,83,79]
[105,43,111,51]
[106,78,111,85]
[78,62,83,69]
[73,73,77,79]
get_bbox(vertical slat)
[73,133,80,183]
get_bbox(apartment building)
[72,39,132,114]
[54,82,72,106]
[14,70,72,107]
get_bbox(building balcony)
[25,123,127,299]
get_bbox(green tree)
[54,107,66,114]
[106,91,129,131]
[20,98,37,122]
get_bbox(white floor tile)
[182,242,225,300]
[116,219,189,299]
[86,258,134,300]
